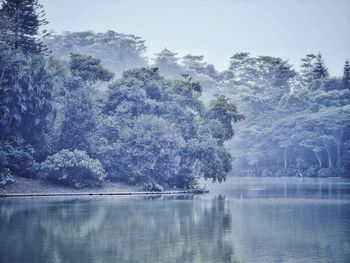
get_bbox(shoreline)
[0,176,208,198]
[0,189,209,198]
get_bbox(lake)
[1,177,350,263]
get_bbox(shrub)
[0,140,36,178]
[0,168,15,187]
[318,168,334,177]
[140,182,164,192]
[39,149,106,188]
[304,167,319,177]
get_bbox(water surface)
[1,177,349,263]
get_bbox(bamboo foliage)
[0,43,53,146]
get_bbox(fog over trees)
[1,0,349,189]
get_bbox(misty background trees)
[1,0,349,189]
[221,53,350,177]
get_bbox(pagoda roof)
[155,47,178,56]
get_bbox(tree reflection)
[1,194,349,263]
[0,197,235,263]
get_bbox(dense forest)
[213,54,350,177]
[1,0,349,190]
[0,0,243,189]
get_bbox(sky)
[40,0,350,76]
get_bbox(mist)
[1,1,350,262]
[40,0,350,75]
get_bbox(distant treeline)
[153,50,350,177]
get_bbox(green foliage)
[0,139,36,178]
[182,54,222,81]
[97,68,240,187]
[180,138,232,184]
[222,52,350,177]
[313,53,329,80]
[300,54,317,85]
[70,53,114,83]
[0,43,53,158]
[58,88,96,152]
[225,53,296,115]
[39,149,106,188]
[0,167,15,187]
[56,53,114,153]
[0,0,49,54]
[101,115,185,185]
[0,8,54,180]
[45,65,241,189]
[343,60,350,90]
[45,31,147,75]
[206,95,245,143]
[299,53,329,86]
[182,55,206,73]
[103,68,162,118]
[1,2,243,189]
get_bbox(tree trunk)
[284,148,287,169]
[335,128,343,167]
[322,138,333,168]
[313,151,322,167]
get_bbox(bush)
[0,168,15,187]
[304,167,319,177]
[0,140,36,178]
[318,168,334,177]
[274,168,299,177]
[39,149,106,188]
[317,168,347,178]
[140,182,164,192]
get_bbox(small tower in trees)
[343,60,350,90]
[153,47,181,78]
[154,47,179,66]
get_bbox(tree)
[103,68,160,120]
[0,0,54,178]
[57,54,113,152]
[226,52,253,83]
[70,53,114,83]
[222,51,350,177]
[0,43,53,151]
[45,31,147,75]
[97,68,243,188]
[182,55,206,72]
[182,54,222,81]
[180,137,232,184]
[0,2,17,45]
[226,53,296,114]
[300,54,317,85]
[58,88,96,152]
[206,95,244,143]
[108,115,185,185]
[313,53,329,80]
[0,0,49,54]
[0,43,54,178]
[343,60,350,90]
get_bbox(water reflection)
[203,176,350,200]
[0,197,234,263]
[0,177,350,263]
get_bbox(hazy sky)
[40,0,350,75]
